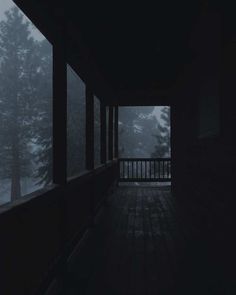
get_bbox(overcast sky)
[0,0,44,40]
[0,0,14,20]
[0,1,169,124]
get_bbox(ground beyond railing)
[119,158,171,182]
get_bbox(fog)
[119,106,170,158]
[0,2,171,206]
[0,0,12,18]
[0,0,45,41]
[0,3,52,204]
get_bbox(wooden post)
[52,23,67,294]
[108,106,114,161]
[53,35,67,185]
[114,106,119,159]
[86,87,94,170]
[100,102,106,164]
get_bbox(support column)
[86,87,94,170]
[53,35,67,185]
[100,102,106,164]
[108,106,114,161]
[52,23,68,294]
[114,106,119,159]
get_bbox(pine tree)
[32,39,53,186]
[0,7,41,200]
[118,107,157,157]
[151,106,171,158]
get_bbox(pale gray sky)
[153,107,163,122]
[0,0,45,40]
[0,1,169,122]
[0,0,13,19]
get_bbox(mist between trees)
[119,107,170,158]
[0,6,170,205]
[0,6,96,204]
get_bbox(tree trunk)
[10,86,21,201]
[11,134,21,201]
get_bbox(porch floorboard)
[67,186,223,295]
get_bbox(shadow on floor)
[66,186,226,295]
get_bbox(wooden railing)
[119,158,171,182]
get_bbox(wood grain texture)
[67,186,223,295]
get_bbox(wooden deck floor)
[67,186,224,295]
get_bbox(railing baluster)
[161,160,163,178]
[165,160,167,178]
[137,161,139,179]
[132,161,134,179]
[123,160,125,179]
[162,160,164,178]
[128,160,130,179]
[150,160,152,180]
[167,160,168,178]
[164,161,166,178]
[141,160,143,179]
[156,160,158,179]
[153,160,155,179]
[118,158,171,182]
[145,160,147,179]
[146,160,148,179]
[144,161,145,179]
[136,161,138,179]
[167,160,169,178]
[130,161,132,179]
[144,160,146,179]
[148,160,150,179]
[167,160,169,179]
[159,160,161,178]
[141,161,143,179]
[165,161,166,178]
[139,161,141,179]
[130,161,133,179]
[153,161,155,179]
[125,161,126,179]
[143,161,144,179]
[133,161,134,179]
[163,160,165,179]
[123,161,124,179]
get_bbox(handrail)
[118,158,171,182]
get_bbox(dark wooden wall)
[0,161,118,295]
[2,2,235,294]
[171,6,236,291]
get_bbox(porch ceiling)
[14,0,205,105]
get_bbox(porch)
[67,186,222,295]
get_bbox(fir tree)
[0,7,42,200]
[151,106,171,158]
[118,107,157,157]
[32,39,53,186]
